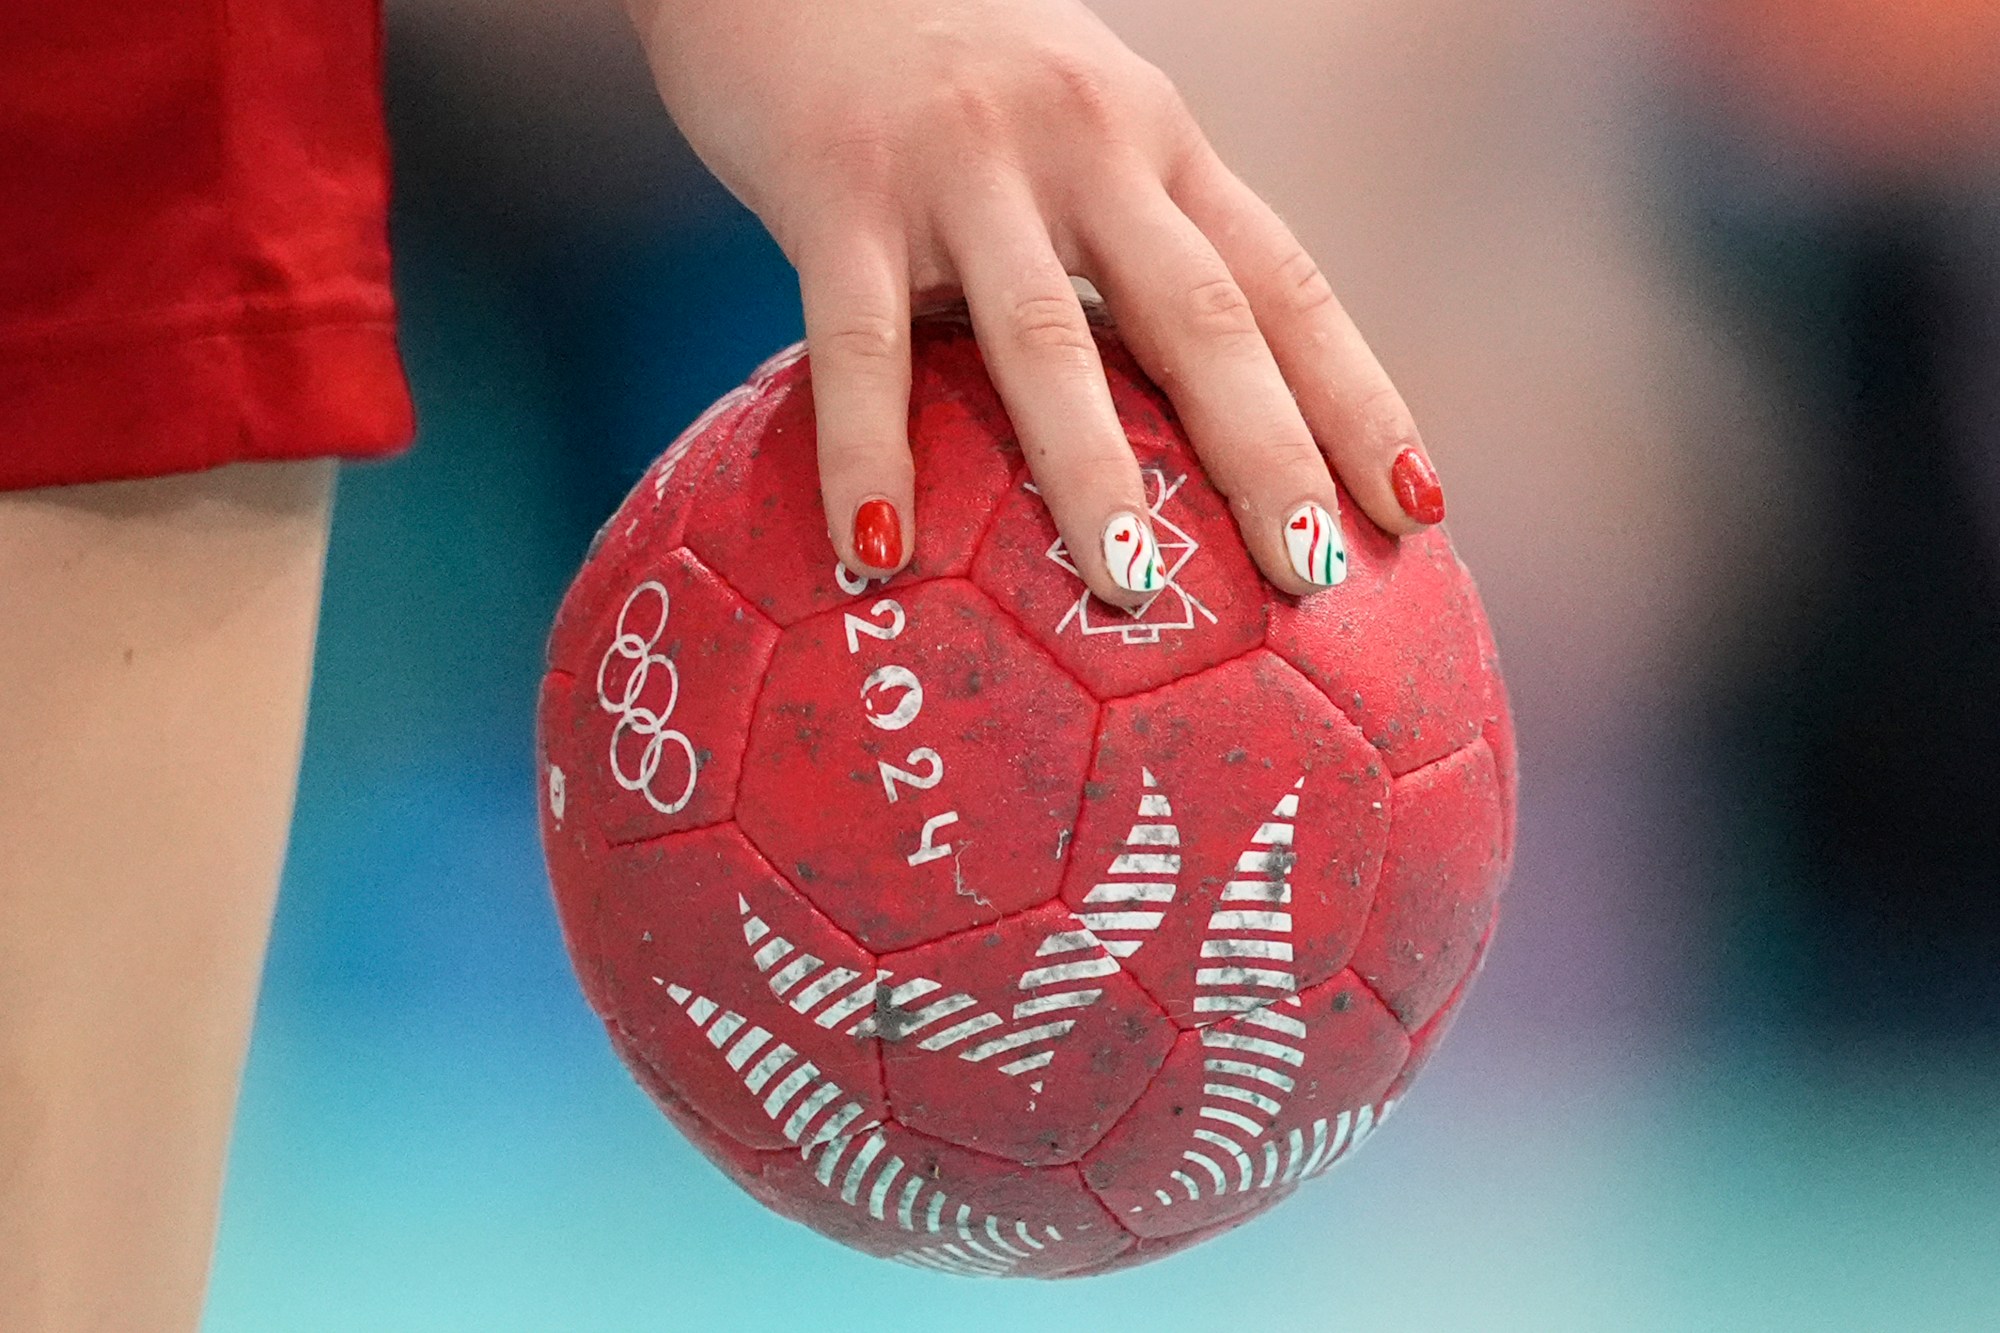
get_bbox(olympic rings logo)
[596,580,699,815]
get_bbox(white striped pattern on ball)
[658,980,1064,1277]
[1137,998,1310,1209]
[736,896,887,1038]
[1192,778,1303,1018]
[1149,1099,1394,1210]
[734,896,1121,1083]
[1075,768,1180,960]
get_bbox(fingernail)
[1102,511,1166,594]
[1391,447,1446,525]
[1284,500,1348,587]
[853,498,903,569]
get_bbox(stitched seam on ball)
[601,1012,775,1159]
[1265,633,1371,744]
[962,458,1031,581]
[673,539,784,634]
[1066,693,1108,885]
[1356,736,1498,1037]
[1388,926,1493,1090]
[726,818,895,1126]
[1267,646,1500,950]
[1074,1061,1179,1241]
[1084,638,1273,709]
[879,1106,1096,1176]
[1051,1159,1133,1252]
[602,815,735,852]
[1340,969,1406,1036]
[666,543,783,823]
[872,1014,893,1135]
[582,820,616,1031]
[937,573,1097,709]
[1069,697,1179,1027]
[724,818,888,981]
[1390,732,1492,786]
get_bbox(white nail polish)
[1102,512,1166,594]
[1284,500,1348,587]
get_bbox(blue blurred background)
[205,1,2000,1328]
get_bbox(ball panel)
[907,315,1018,510]
[1268,524,1489,777]
[1382,918,1495,1106]
[684,330,1020,628]
[1060,650,1390,1028]
[1080,970,1409,1240]
[1053,1208,1272,1278]
[547,547,778,845]
[969,443,1267,701]
[1349,740,1507,1029]
[877,901,1175,1167]
[737,578,1097,952]
[593,824,888,1152]
[746,1125,1132,1277]
[606,1017,783,1181]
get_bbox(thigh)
[0,459,333,1333]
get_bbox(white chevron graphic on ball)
[656,981,1065,1277]
[734,772,1299,1092]
[716,770,1388,1243]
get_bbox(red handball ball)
[537,313,1516,1278]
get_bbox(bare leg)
[0,461,334,1332]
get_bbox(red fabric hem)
[0,312,415,493]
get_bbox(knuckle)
[1357,385,1422,453]
[1037,51,1127,134]
[1259,434,1326,471]
[1178,274,1261,344]
[1127,59,1189,128]
[1005,293,1097,362]
[818,313,905,369]
[930,77,1012,143]
[813,123,905,194]
[1272,246,1339,320]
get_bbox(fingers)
[1078,183,1349,595]
[797,141,1435,602]
[1172,150,1444,536]
[796,227,916,577]
[938,187,1159,608]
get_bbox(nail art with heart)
[1284,500,1348,587]
[1103,512,1167,594]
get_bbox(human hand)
[627,0,1445,602]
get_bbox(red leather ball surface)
[537,313,1515,1278]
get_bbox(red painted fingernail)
[853,498,903,569]
[1391,448,1446,525]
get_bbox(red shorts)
[0,2,414,494]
